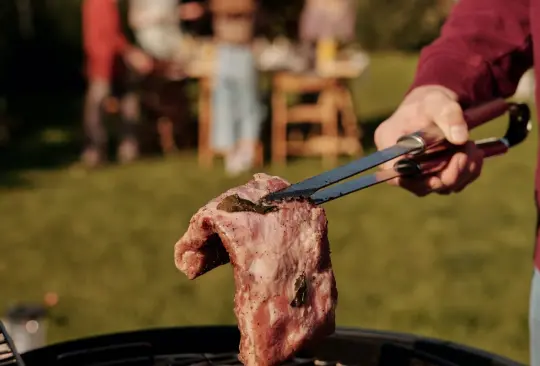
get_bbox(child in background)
[211,0,264,176]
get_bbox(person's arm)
[409,0,533,107]
[115,31,131,55]
[179,1,205,21]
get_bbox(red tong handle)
[463,98,512,130]
[395,101,531,176]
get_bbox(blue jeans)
[211,45,263,151]
[531,268,540,366]
[212,77,263,151]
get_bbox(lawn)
[0,52,537,363]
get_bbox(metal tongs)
[264,99,532,205]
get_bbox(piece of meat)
[174,173,337,366]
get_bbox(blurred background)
[0,0,537,363]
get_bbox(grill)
[20,326,523,366]
[0,321,25,366]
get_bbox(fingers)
[373,85,484,197]
[374,116,421,172]
[395,142,483,196]
[438,143,483,194]
[181,2,205,20]
[423,93,469,145]
[437,151,468,188]
[453,144,484,193]
[398,176,444,197]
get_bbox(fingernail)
[450,125,468,143]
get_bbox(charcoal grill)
[19,325,523,366]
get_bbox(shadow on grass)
[0,169,34,189]
[0,137,81,189]
[0,92,170,189]
[0,92,84,188]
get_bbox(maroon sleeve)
[409,0,533,107]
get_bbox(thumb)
[425,96,469,145]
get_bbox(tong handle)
[395,102,532,176]
[393,139,507,176]
[397,98,511,154]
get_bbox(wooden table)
[271,67,364,167]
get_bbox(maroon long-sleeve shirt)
[409,0,540,269]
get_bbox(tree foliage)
[355,0,448,51]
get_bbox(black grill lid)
[20,326,524,366]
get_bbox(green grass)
[0,52,536,363]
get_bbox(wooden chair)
[271,72,362,167]
[197,77,264,169]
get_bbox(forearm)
[410,0,532,107]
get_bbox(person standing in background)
[127,0,206,154]
[298,0,356,70]
[81,0,154,167]
[129,0,206,80]
[129,0,205,62]
[210,0,264,176]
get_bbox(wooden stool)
[271,72,362,167]
[197,77,264,169]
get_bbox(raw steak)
[174,173,337,366]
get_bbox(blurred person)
[181,0,213,36]
[81,0,154,167]
[371,0,538,364]
[129,0,184,62]
[127,0,206,155]
[129,0,205,63]
[299,0,356,69]
[211,0,264,176]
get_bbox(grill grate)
[155,353,350,366]
[53,342,462,366]
[0,321,26,366]
[23,327,507,366]
[154,348,459,366]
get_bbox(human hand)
[179,2,204,21]
[124,48,154,75]
[374,85,484,196]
